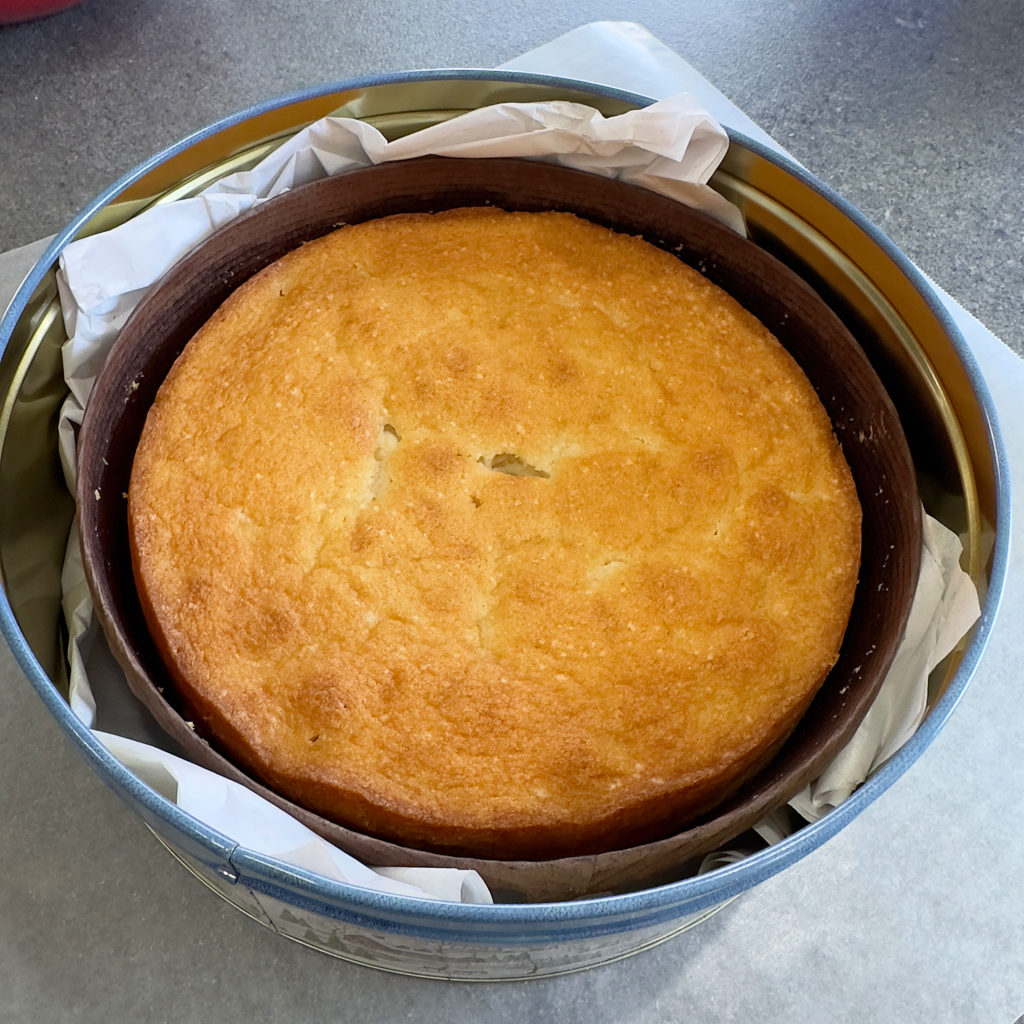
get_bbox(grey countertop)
[2,3,1023,1022]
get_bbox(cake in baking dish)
[127,207,861,859]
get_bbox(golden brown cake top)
[128,207,861,858]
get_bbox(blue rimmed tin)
[0,71,1010,979]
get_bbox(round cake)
[127,207,862,859]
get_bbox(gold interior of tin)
[0,77,994,713]
[0,275,73,688]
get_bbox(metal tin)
[0,71,1011,980]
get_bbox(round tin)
[0,71,1011,980]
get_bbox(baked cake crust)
[128,208,861,859]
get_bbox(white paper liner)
[53,82,980,904]
[95,731,492,904]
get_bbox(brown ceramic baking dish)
[75,155,921,900]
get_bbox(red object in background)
[0,0,81,24]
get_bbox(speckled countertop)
[1,4,1022,1022]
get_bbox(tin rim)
[0,68,1012,927]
